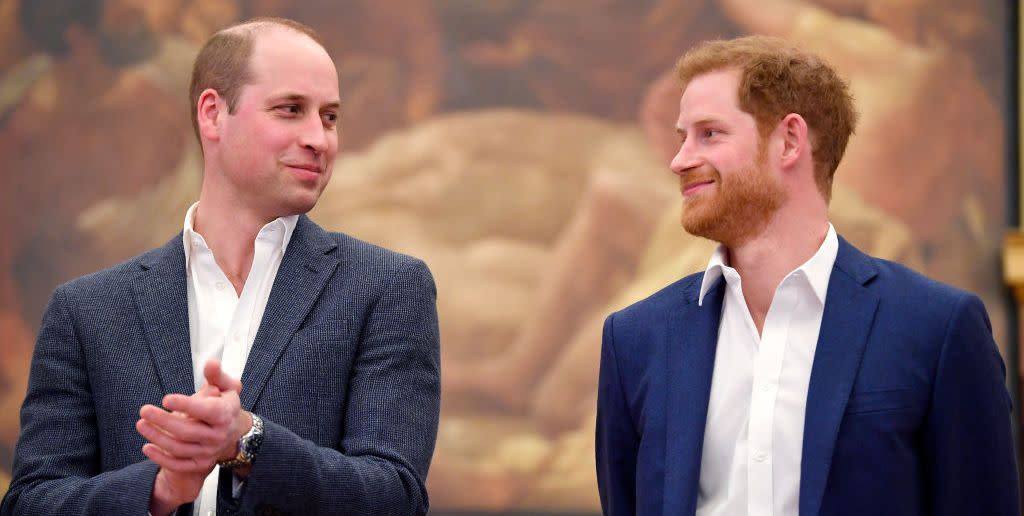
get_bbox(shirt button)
[233,333,242,342]
[755,452,769,462]
[215,281,226,290]
[760,382,773,392]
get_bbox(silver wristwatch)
[218,413,264,469]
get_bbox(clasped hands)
[136,360,253,513]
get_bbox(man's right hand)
[148,465,209,515]
[138,383,223,515]
[137,360,248,514]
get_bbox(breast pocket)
[290,317,353,398]
[845,388,916,415]
[261,318,353,445]
[291,317,350,344]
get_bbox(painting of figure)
[0,0,1011,511]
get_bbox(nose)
[669,139,701,176]
[298,114,332,154]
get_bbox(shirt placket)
[747,279,798,516]
[193,247,239,516]
[221,225,281,380]
[193,236,247,516]
[196,244,238,388]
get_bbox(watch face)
[241,414,264,461]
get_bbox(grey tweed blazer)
[1,215,440,516]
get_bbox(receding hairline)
[216,17,328,52]
[187,16,330,144]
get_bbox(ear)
[196,88,225,143]
[777,113,809,170]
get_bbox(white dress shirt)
[695,224,838,516]
[182,202,297,516]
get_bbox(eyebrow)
[689,117,725,127]
[677,117,725,137]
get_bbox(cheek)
[252,125,295,152]
[712,149,759,177]
[231,116,290,149]
[326,130,340,155]
[713,151,749,170]
[321,161,336,185]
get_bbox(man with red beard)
[595,36,1017,516]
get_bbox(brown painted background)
[0,0,1011,512]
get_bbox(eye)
[702,128,721,139]
[276,104,301,115]
[321,111,339,126]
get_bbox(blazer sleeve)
[595,313,639,516]
[235,258,441,516]
[0,287,159,516]
[922,293,1020,516]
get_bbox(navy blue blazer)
[596,236,1018,516]
[1,216,441,516]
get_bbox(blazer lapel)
[134,235,195,396]
[663,276,725,515]
[800,237,879,516]
[239,216,340,409]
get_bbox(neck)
[725,201,828,333]
[193,188,279,294]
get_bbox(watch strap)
[218,413,264,469]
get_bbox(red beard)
[681,152,785,247]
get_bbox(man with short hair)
[595,35,1018,516]
[2,17,440,516]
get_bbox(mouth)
[681,179,715,197]
[283,162,324,183]
[284,163,322,174]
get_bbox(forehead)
[243,28,339,102]
[677,68,744,126]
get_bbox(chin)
[293,195,322,215]
[284,202,316,216]
[681,211,725,242]
[681,205,710,229]
[285,187,325,213]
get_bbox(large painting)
[0,0,1011,512]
